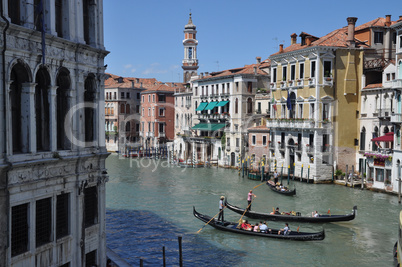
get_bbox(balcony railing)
[306,145,314,153]
[323,77,333,86]
[159,132,166,138]
[391,113,402,123]
[296,80,303,87]
[321,145,332,153]
[308,78,315,86]
[392,79,402,88]
[270,83,276,90]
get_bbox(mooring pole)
[301,164,304,182]
[287,165,290,185]
[307,165,310,183]
[163,246,166,267]
[178,236,183,267]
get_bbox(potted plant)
[384,179,391,185]
[335,169,342,180]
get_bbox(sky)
[103,0,402,83]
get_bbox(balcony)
[392,79,402,88]
[321,145,332,153]
[270,83,276,90]
[296,79,303,87]
[269,142,275,149]
[391,113,402,123]
[146,132,154,137]
[266,119,316,129]
[308,78,315,86]
[323,77,333,86]
[306,145,314,153]
[255,109,262,114]
[280,81,287,89]
[235,147,240,152]
[159,132,166,138]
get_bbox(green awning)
[195,102,208,111]
[216,101,229,107]
[204,101,219,110]
[192,123,226,131]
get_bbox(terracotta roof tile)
[198,62,268,81]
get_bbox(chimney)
[205,72,209,76]
[256,57,261,64]
[306,36,313,46]
[346,17,358,47]
[385,15,391,27]
[279,44,284,53]
[290,33,297,45]
[399,15,402,21]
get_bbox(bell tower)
[182,13,199,83]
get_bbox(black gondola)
[225,201,357,223]
[267,181,296,196]
[193,207,325,241]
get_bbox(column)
[46,0,57,35]
[23,0,35,29]
[49,86,57,151]
[21,83,36,153]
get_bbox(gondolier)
[218,196,225,221]
[247,190,257,210]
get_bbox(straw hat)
[220,196,225,200]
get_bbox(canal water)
[105,154,399,266]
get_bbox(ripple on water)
[106,209,244,266]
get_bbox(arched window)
[360,127,366,151]
[125,121,131,132]
[384,126,389,134]
[373,126,379,151]
[84,74,97,145]
[126,104,130,114]
[10,63,30,153]
[235,98,238,114]
[120,104,125,113]
[56,68,71,150]
[35,68,51,151]
[247,98,252,114]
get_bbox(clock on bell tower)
[182,13,199,83]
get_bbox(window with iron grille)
[85,250,97,267]
[36,198,52,247]
[11,203,29,257]
[84,186,98,227]
[57,193,70,239]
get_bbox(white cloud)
[124,64,133,69]
[142,63,168,75]
[131,68,136,73]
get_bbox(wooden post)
[280,164,283,185]
[140,259,143,267]
[287,165,290,185]
[178,236,183,267]
[293,162,295,181]
[163,246,166,267]
[307,165,310,183]
[301,164,303,182]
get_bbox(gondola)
[267,181,296,196]
[225,200,357,223]
[193,207,325,241]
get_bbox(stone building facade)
[0,1,108,266]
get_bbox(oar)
[253,182,266,189]
[237,200,254,226]
[196,206,227,234]
[297,226,300,233]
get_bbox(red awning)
[371,132,394,142]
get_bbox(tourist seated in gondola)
[278,223,290,235]
[240,220,252,231]
[259,221,272,233]
[253,222,260,232]
[312,211,320,217]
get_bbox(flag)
[286,90,292,110]
[271,98,277,111]
[36,0,46,65]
